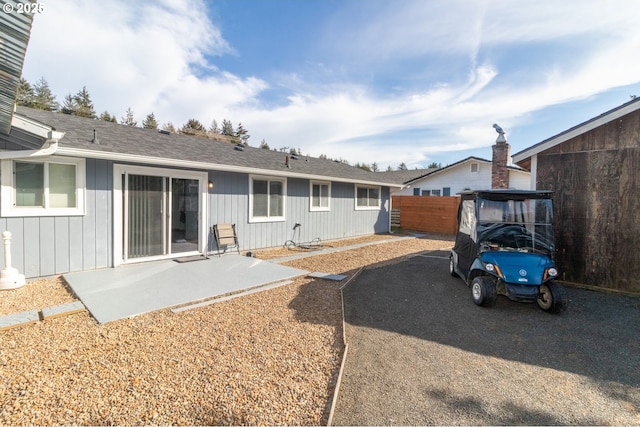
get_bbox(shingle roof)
[15,107,402,187]
[375,168,439,184]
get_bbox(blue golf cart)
[449,189,567,313]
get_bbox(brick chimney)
[491,127,510,189]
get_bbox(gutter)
[0,113,65,159]
[55,146,404,189]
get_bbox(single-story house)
[512,97,640,293]
[387,155,530,196]
[0,107,402,279]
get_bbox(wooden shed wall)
[536,109,640,293]
[391,196,459,235]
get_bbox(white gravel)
[0,233,452,426]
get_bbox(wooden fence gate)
[391,196,459,235]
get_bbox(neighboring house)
[512,97,640,294]
[388,156,530,196]
[0,107,402,278]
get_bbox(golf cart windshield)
[476,197,554,255]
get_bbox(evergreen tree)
[121,107,137,126]
[99,110,117,123]
[235,122,249,145]
[181,119,206,136]
[142,112,158,129]
[162,122,176,133]
[427,161,442,168]
[32,77,58,111]
[221,119,234,136]
[356,162,372,172]
[371,162,379,172]
[259,139,270,149]
[16,78,35,107]
[209,119,219,134]
[73,86,96,118]
[386,165,393,172]
[397,162,408,171]
[61,93,77,115]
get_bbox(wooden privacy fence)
[392,196,459,235]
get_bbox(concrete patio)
[63,254,308,324]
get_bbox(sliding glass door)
[117,166,206,264]
[127,174,166,258]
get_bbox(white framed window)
[1,157,85,217]
[310,181,330,211]
[431,189,441,196]
[355,185,380,210]
[470,163,479,173]
[249,175,286,222]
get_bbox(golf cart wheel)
[470,276,497,307]
[537,282,567,314]
[449,254,458,277]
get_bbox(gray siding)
[208,171,390,251]
[0,160,389,279]
[0,158,113,278]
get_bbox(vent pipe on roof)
[285,155,290,168]
[91,129,99,144]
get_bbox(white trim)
[530,154,538,190]
[113,164,208,267]
[355,184,381,210]
[55,146,403,188]
[309,180,331,212]
[0,156,86,217]
[248,174,287,223]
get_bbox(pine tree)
[397,162,408,171]
[32,77,58,111]
[142,112,158,129]
[371,162,379,172]
[16,78,35,107]
[162,122,176,133]
[73,86,96,118]
[99,110,117,123]
[259,139,270,149]
[235,122,249,145]
[181,119,206,136]
[61,93,77,115]
[221,119,234,136]
[209,120,219,134]
[121,107,137,126]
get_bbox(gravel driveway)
[332,250,640,425]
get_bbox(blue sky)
[22,0,640,170]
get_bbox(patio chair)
[213,223,240,256]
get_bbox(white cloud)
[20,0,640,170]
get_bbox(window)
[443,187,451,196]
[422,189,430,196]
[470,163,479,173]
[250,175,286,222]
[310,181,330,211]
[355,185,380,210]
[412,188,420,196]
[431,189,441,196]
[1,157,85,217]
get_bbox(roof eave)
[55,147,404,188]
[512,97,640,164]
